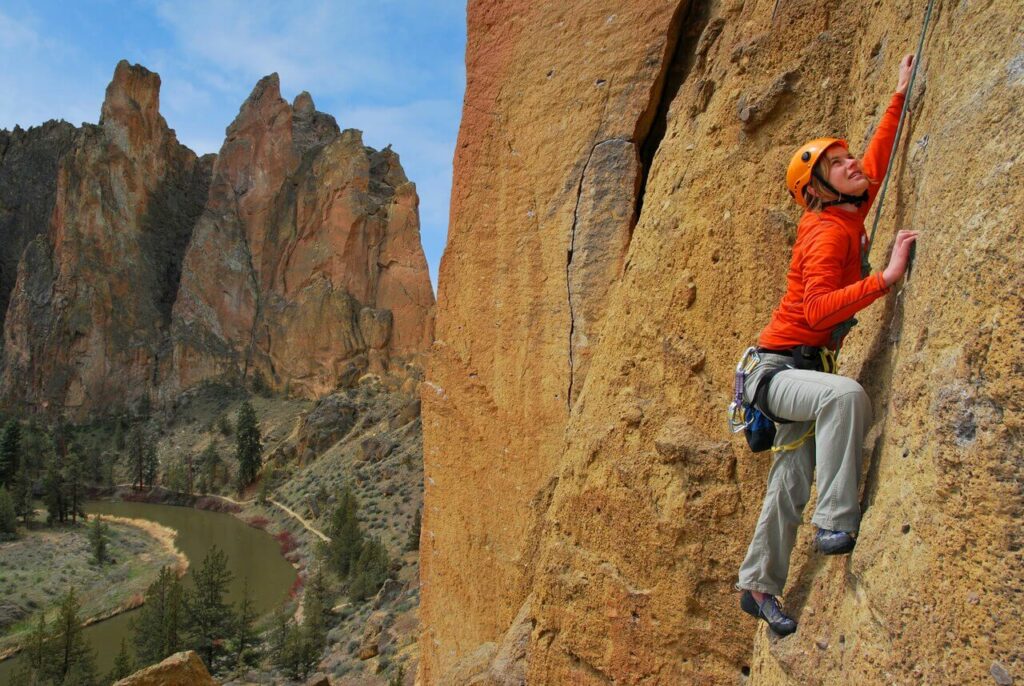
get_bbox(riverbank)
[0,514,187,661]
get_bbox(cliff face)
[168,75,434,399]
[423,1,1023,684]
[0,62,434,418]
[0,61,209,415]
[0,120,79,334]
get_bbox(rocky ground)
[0,514,184,660]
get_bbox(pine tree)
[0,419,21,487]
[302,566,330,651]
[143,442,159,488]
[107,638,134,683]
[13,465,34,523]
[198,441,222,493]
[407,507,422,552]
[231,578,260,669]
[326,487,363,578]
[43,449,67,525]
[45,587,98,685]
[132,566,185,666]
[65,448,87,524]
[235,402,262,491]
[185,546,235,670]
[128,425,146,490]
[88,516,109,565]
[0,486,17,536]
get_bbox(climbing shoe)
[814,528,856,555]
[739,590,797,636]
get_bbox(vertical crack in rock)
[636,0,711,217]
[566,143,598,408]
[565,0,708,410]
[566,139,640,408]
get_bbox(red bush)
[275,530,298,555]
[247,516,270,530]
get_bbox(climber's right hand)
[882,230,919,286]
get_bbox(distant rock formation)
[0,61,434,418]
[1,61,209,415]
[167,75,434,399]
[422,1,1023,685]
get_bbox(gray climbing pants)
[737,352,871,597]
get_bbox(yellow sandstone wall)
[422,0,1024,684]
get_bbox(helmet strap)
[811,169,868,207]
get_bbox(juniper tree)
[349,536,390,602]
[325,487,363,578]
[186,546,235,670]
[302,565,330,651]
[132,566,185,666]
[13,465,34,523]
[218,414,233,437]
[199,441,222,492]
[407,507,422,552]
[88,516,109,565]
[235,401,262,491]
[143,442,159,488]
[128,425,146,490]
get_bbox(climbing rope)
[832,0,937,352]
[862,0,938,276]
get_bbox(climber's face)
[822,144,870,196]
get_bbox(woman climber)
[735,54,919,636]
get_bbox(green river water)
[0,500,297,683]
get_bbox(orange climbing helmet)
[786,137,847,207]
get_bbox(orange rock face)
[167,76,434,399]
[423,1,1024,684]
[113,650,218,685]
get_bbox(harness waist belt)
[757,347,795,356]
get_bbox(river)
[0,500,297,682]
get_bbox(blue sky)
[0,0,465,289]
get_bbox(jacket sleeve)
[802,227,890,330]
[860,92,906,214]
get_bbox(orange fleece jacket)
[759,92,906,351]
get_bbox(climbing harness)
[728,346,837,453]
[728,347,777,452]
[724,346,835,454]
[727,347,760,433]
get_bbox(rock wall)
[422,1,1023,684]
[114,650,217,685]
[167,75,434,399]
[0,61,209,415]
[0,62,435,418]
